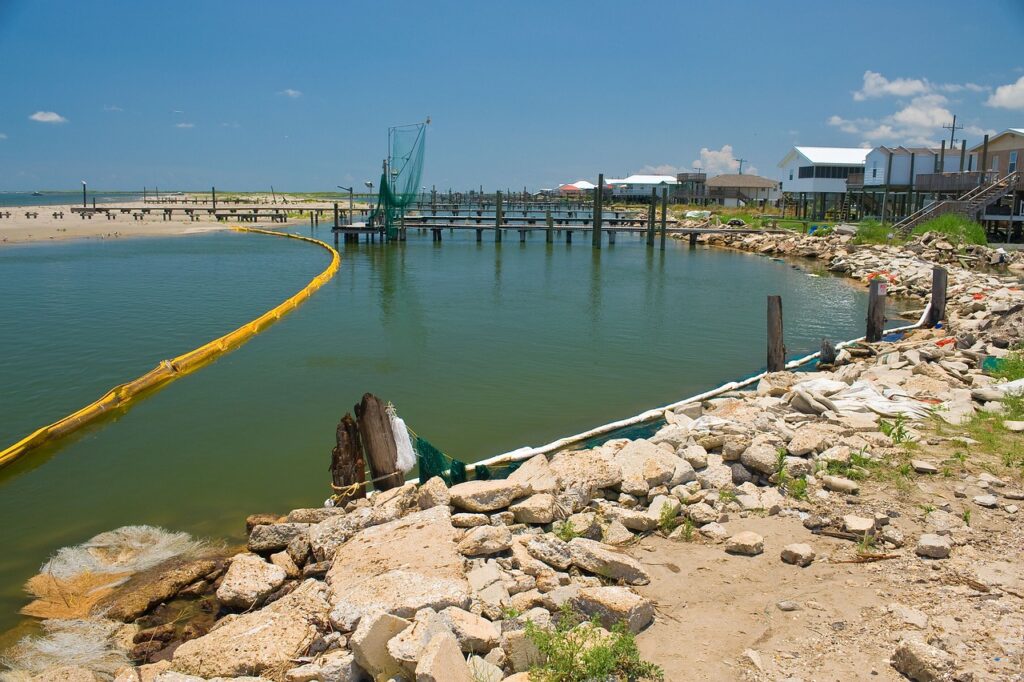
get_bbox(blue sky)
[1,0,1023,191]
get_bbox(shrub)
[852,219,897,245]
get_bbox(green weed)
[911,214,987,245]
[525,604,664,682]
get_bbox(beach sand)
[0,198,356,245]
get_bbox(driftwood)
[330,414,365,505]
[355,393,404,491]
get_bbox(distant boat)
[31,191,43,196]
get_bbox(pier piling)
[592,173,604,249]
[767,296,785,372]
[927,267,948,327]
[866,279,887,342]
[660,188,668,251]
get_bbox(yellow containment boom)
[0,227,341,469]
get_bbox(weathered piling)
[820,338,836,366]
[866,278,887,342]
[767,296,785,372]
[354,393,404,491]
[660,188,668,251]
[330,414,366,505]
[592,173,604,249]
[545,209,553,243]
[495,191,503,243]
[646,189,656,247]
[927,266,948,327]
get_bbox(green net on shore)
[371,123,426,240]
[412,433,522,485]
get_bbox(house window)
[789,170,793,181]
[872,166,877,178]
[798,166,814,179]
[1010,151,1018,174]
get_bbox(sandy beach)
[0,197,359,245]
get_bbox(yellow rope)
[0,227,341,469]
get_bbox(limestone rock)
[440,607,500,653]
[215,553,287,609]
[821,475,859,494]
[507,454,558,494]
[568,538,650,585]
[417,477,450,510]
[780,543,815,567]
[467,655,504,682]
[563,511,602,540]
[509,494,557,524]
[685,502,719,526]
[457,525,513,556]
[387,609,456,676]
[349,611,410,678]
[602,519,634,546]
[449,480,531,513]
[787,423,838,456]
[915,534,951,559]
[696,458,733,490]
[526,535,572,570]
[451,513,489,528]
[842,515,875,535]
[549,448,623,490]
[171,580,329,679]
[571,586,654,634]
[248,523,310,554]
[725,532,764,556]
[415,632,474,682]
[270,551,301,579]
[891,639,953,681]
[615,439,679,492]
[326,506,470,619]
[283,650,359,682]
[646,495,681,525]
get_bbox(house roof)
[609,174,678,185]
[779,146,870,167]
[967,128,1024,153]
[706,173,778,189]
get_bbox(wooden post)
[659,187,668,250]
[959,140,966,173]
[689,232,697,247]
[212,186,217,211]
[881,151,894,222]
[820,338,836,366]
[334,202,340,229]
[866,278,887,342]
[354,393,404,491]
[908,153,916,216]
[545,208,553,243]
[646,188,656,246]
[980,134,990,184]
[592,173,604,248]
[330,414,366,505]
[495,191,503,243]
[767,296,785,372]
[927,266,948,328]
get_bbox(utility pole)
[943,115,963,150]
[734,158,747,175]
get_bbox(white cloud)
[691,145,757,176]
[278,88,302,98]
[103,105,123,112]
[636,164,681,176]
[986,75,1024,110]
[0,133,6,140]
[29,111,67,124]
[829,90,996,147]
[221,121,240,128]
[854,70,929,101]
[175,122,195,129]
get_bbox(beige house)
[706,173,780,207]
[969,128,1024,175]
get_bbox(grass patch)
[911,214,987,245]
[526,604,664,682]
[852,219,900,245]
[553,521,580,543]
[988,351,1024,383]
[657,504,680,534]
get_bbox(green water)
[0,229,907,633]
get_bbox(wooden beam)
[866,279,887,342]
[355,393,404,491]
[927,266,948,328]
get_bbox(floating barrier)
[0,227,340,469]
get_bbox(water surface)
[0,229,907,632]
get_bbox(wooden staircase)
[893,171,1020,235]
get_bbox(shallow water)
[0,228,909,633]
